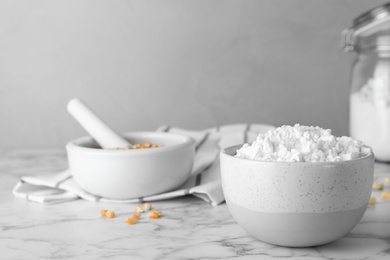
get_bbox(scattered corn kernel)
[385,177,390,185]
[373,182,384,190]
[106,211,115,218]
[152,209,161,217]
[131,213,140,220]
[144,202,152,211]
[373,173,378,180]
[135,205,144,213]
[381,191,390,199]
[369,197,376,205]
[126,218,137,225]
[148,211,160,219]
[100,209,108,217]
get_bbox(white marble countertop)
[1,149,390,259]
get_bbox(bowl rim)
[221,144,375,165]
[66,131,195,155]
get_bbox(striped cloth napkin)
[13,124,274,206]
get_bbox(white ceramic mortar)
[67,132,195,199]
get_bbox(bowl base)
[226,198,367,247]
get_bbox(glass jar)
[343,3,390,161]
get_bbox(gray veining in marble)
[1,149,390,259]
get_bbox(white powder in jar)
[350,70,390,161]
[235,124,372,162]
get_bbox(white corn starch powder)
[235,124,372,162]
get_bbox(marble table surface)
[1,149,390,260]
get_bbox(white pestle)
[67,98,132,149]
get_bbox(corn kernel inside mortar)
[115,142,162,150]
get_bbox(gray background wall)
[0,0,387,150]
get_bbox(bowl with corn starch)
[220,125,374,247]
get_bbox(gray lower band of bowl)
[226,198,367,247]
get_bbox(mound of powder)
[235,124,372,162]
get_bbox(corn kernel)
[148,211,160,219]
[373,182,384,190]
[373,173,378,180]
[135,205,143,213]
[385,177,390,185]
[144,202,151,211]
[131,213,140,220]
[114,142,162,150]
[100,209,108,217]
[381,191,390,199]
[106,211,115,218]
[143,142,152,148]
[126,218,137,225]
[152,209,161,217]
[369,197,376,205]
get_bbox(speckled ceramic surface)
[220,144,375,247]
[221,145,374,213]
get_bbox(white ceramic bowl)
[220,144,375,247]
[66,132,195,199]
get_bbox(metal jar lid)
[342,2,390,52]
